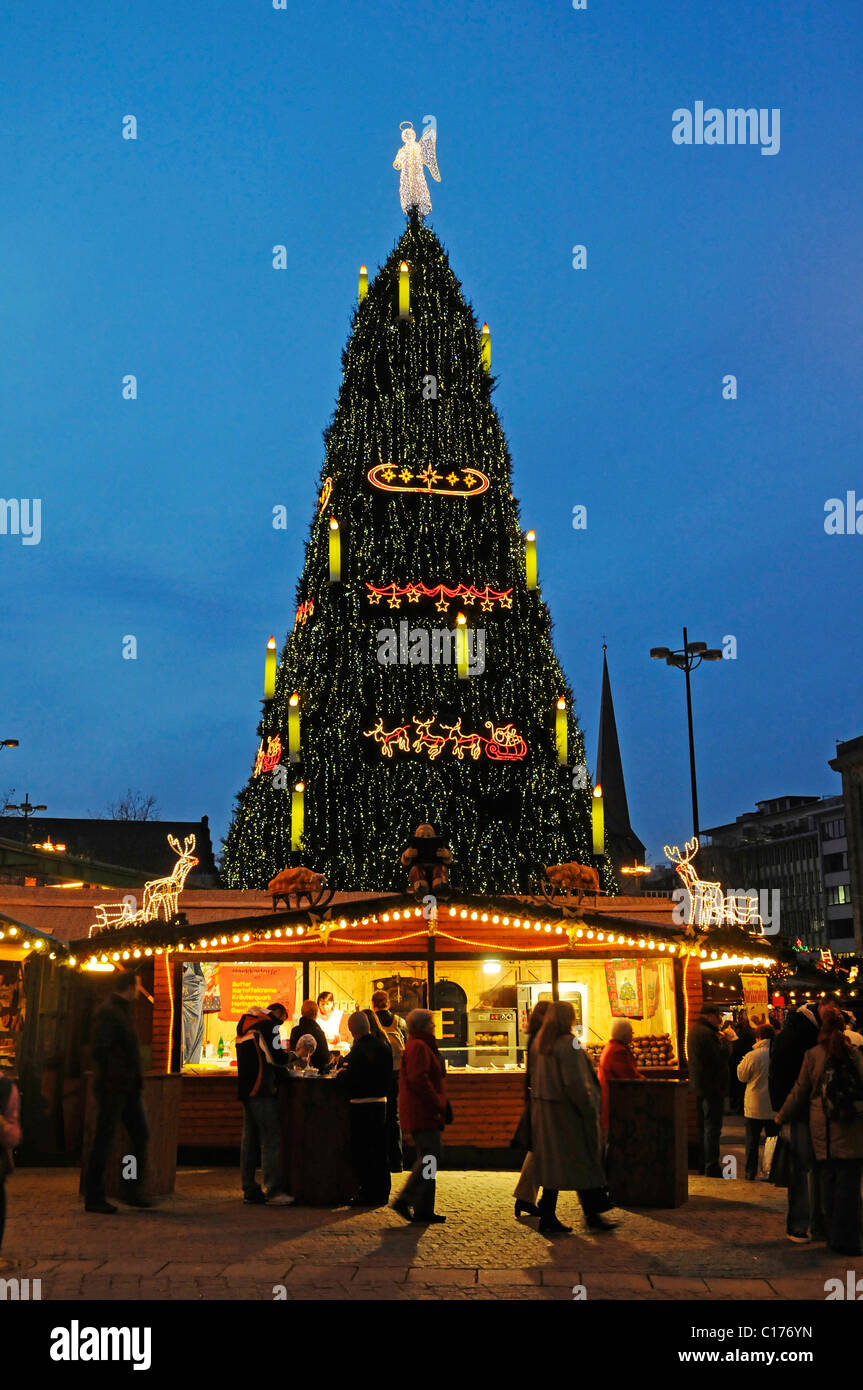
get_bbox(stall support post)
[170,960,184,1074]
[550,958,560,1002]
[427,935,436,1010]
[302,959,310,1001]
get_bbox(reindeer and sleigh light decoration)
[664,836,763,937]
[89,835,199,938]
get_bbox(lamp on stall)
[592,783,605,855]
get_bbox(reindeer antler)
[167,834,180,855]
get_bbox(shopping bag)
[762,1134,778,1179]
[768,1134,792,1187]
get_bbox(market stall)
[66,890,779,1177]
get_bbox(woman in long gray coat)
[530,1000,617,1235]
[776,1004,863,1255]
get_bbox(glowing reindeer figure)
[664,837,762,933]
[140,835,198,922]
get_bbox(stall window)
[558,957,679,1073]
[310,962,427,1053]
[0,960,25,1074]
[434,961,557,1071]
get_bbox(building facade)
[701,793,854,953]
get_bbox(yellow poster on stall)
[740,973,769,1028]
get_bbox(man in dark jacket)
[288,1000,331,1073]
[83,969,150,1214]
[236,1001,293,1205]
[687,1006,731,1177]
[334,1012,393,1206]
[372,989,406,1171]
[769,1002,825,1241]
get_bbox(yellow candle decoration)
[398,261,410,318]
[480,322,491,372]
[555,697,567,765]
[288,692,300,763]
[455,612,468,679]
[592,783,605,855]
[329,517,341,583]
[291,782,305,852]
[525,530,537,590]
[358,264,368,304]
[264,636,277,701]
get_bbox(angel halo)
[393,121,441,217]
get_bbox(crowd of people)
[687,999,863,1256]
[1,969,862,1256]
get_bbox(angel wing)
[419,127,441,183]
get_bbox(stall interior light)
[482,961,501,974]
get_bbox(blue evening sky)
[1,0,861,868]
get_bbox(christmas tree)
[223,132,612,895]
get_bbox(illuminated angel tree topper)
[393,121,440,216]
[222,187,611,894]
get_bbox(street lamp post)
[649,627,722,838]
[4,794,47,829]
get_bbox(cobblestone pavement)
[3,1158,860,1302]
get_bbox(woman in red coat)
[392,1009,448,1224]
[598,1020,645,1133]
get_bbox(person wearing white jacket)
[737,1025,779,1180]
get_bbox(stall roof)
[0,908,68,961]
[67,889,783,971]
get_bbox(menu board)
[217,966,297,1023]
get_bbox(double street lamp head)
[1,739,19,748]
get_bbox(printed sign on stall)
[740,973,769,1028]
[218,966,297,1023]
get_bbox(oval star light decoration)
[368,462,490,497]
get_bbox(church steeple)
[596,647,645,874]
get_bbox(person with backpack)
[236,1001,295,1206]
[0,1071,21,1255]
[371,991,406,1171]
[775,1004,863,1256]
